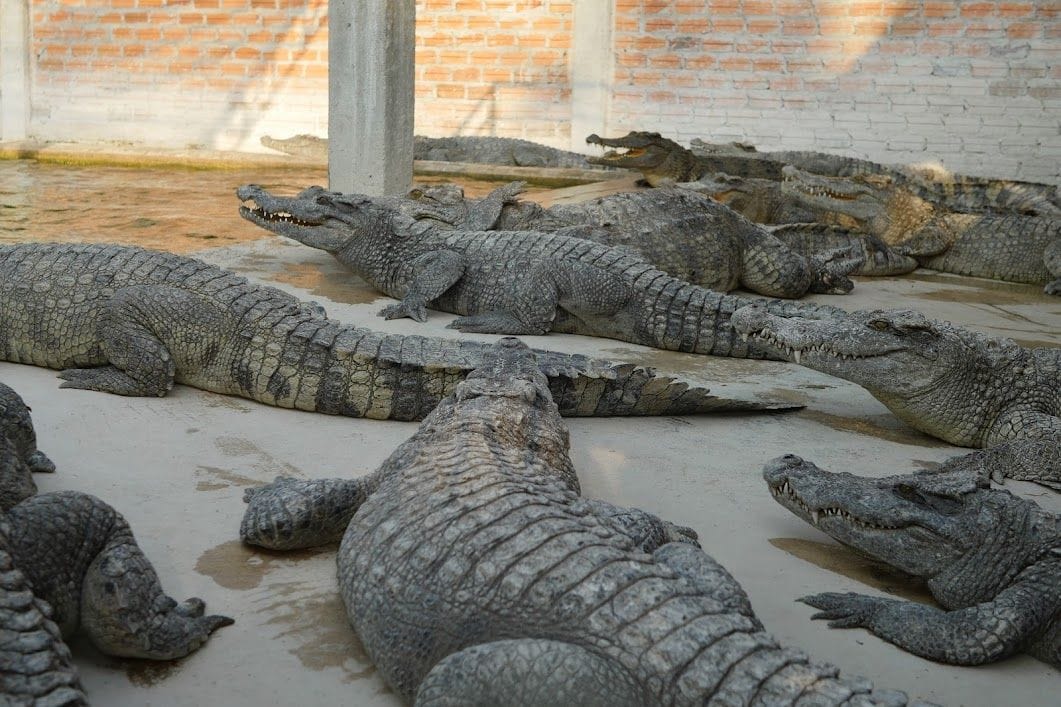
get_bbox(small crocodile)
[0,382,231,705]
[238,184,846,358]
[781,165,1061,293]
[261,134,598,169]
[240,338,921,705]
[731,306,1061,488]
[587,132,1060,216]
[401,181,861,297]
[0,242,793,419]
[764,453,1060,667]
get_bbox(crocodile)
[780,165,1061,293]
[764,453,1060,667]
[399,181,862,297]
[0,381,55,509]
[587,132,1060,216]
[0,382,231,705]
[239,338,921,705]
[0,242,785,419]
[261,134,598,169]
[688,137,1061,217]
[238,184,847,358]
[731,306,1061,486]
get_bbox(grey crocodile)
[240,338,920,705]
[0,382,230,705]
[238,184,846,358]
[731,306,1061,488]
[689,137,1061,217]
[586,132,1060,216]
[781,165,1061,293]
[765,224,918,278]
[764,453,1060,667]
[0,242,786,419]
[261,134,598,169]
[400,181,861,297]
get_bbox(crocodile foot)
[58,366,171,397]
[1044,278,1060,296]
[378,301,429,322]
[799,591,898,629]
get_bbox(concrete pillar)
[570,0,614,153]
[328,0,415,196]
[0,0,31,141]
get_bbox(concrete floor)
[2,188,1059,705]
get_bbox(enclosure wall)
[6,0,1059,183]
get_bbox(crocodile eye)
[868,319,890,331]
[893,483,926,505]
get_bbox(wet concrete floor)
[0,159,1058,706]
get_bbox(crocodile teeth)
[811,510,820,525]
[793,349,801,364]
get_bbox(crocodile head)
[730,306,1011,445]
[763,454,1056,607]
[237,184,399,252]
[585,132,701,186]
[781,165,934,241]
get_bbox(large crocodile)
[261,134,598,169]
[238,184,845,358]
[781,165,1061,293]
[587,132,1060,216]
[0,242,784,419]
[399,181,861,297]
[764,453,1060,667]
[731,306,1061,488]
[239,338,920,705]
[0,382,231,705]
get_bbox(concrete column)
[328,0,415,196]
[0,0,31,141]
[570,0,614,152]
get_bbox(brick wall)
[610,0,1060,183]
[8,0,1059,182]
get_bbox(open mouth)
[239,199,319,227]
[739,328,887,364]
[769,479,901,530]
[783,175,860,201]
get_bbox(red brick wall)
[15,0,1060,182]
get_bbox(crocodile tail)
[0,527,87,706]
[626,271,844,359]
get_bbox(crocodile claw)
[379,301,428,323]
[799,591,896,629]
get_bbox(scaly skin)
[764,454,1061,667]
[261,134,597,169]
[0,243,788,419]
[240,338,919,706]
[731,306,1061,487]
[403,182,861,297]
[238,185,847,359]
[0,382,55,509]
[689,137,1061,217]
[0,383,230,705]
[766,224,918,277]
[782,165,1061,293]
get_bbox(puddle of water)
[904,271,1054,306]
[0,160,550,253]
[258,582,379,682]
[769,537,934,604]
[119,659,182,688]
[268,261,385,306]
[194,539,333,590]
[195,465,264,492]
[213,435,304,478]
[797,409,950,447]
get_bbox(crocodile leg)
[937,438,1061,491]
[379,250,465,322]
[241,475,379,550]
[79,527,233,660]
[413,638,644,707]
[800,555,1061,665]
[575,498,699,552]
[58,285,227,397]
